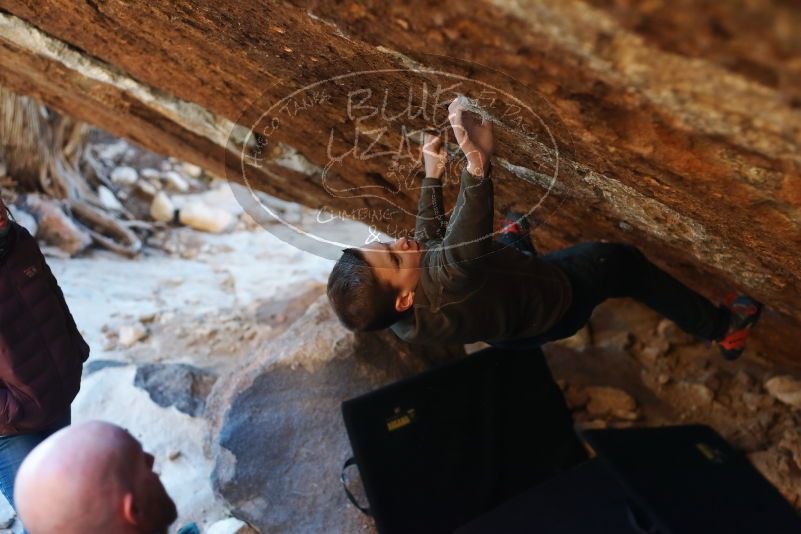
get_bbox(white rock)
[176,183,245,217]
[585,386,638,420]
[97,140,129,163]
[150,192,176,223]
[136,180,158,198]
[110,166,138,185]
[140,168,161,180]
[118,323,148,348]
[180,162,203,178]
[207,518,255,534]
[179,203,234,234]
[97,186,124,211]
[765,375,801,409]
[8,205,37,236]
[163,171,190,192]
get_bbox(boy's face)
[361,236,423,311]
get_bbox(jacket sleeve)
[40,258,89,359]
[0,388,23,425]
[414,177,447,242]
[440,165,494,271]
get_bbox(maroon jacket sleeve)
[0,388,23,425]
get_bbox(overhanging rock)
[0,1,799,361]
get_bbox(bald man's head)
[14,421,177,534]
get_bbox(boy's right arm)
[415,134,447,242]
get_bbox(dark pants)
[494,241,730,347]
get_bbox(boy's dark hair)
[327,248,402,332]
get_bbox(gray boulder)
[208,295,463,533]
[134,363,217,417]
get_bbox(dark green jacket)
[390,167,573,345]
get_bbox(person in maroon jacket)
[0,197,89,521]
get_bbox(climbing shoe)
[497,211,536,255]
[499,211,530,236]
[717,293,763,361]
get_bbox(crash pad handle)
[341,457,371,516]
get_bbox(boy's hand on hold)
[422,133,447,180]
[448,96,494,177]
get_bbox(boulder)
[765,376,801,409]
[585,386,638,420]
[150,192,176,223]
[97,185,124,211]
[135,180,159,198]
[178,203,234,234]
[118,323,148,348]
[19,194,91,255]
[134,363,217,417]
[110,166,138,186]
[82,359,127,377]
[207,295,463,533]
[180,162,203,178]
[140,168,161,180]
[163,170,190,192]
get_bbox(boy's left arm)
[439,97,495,271]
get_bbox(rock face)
[0,1,799,360]
[207,295,464,533]
[134,363,218,417]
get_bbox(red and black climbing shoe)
[717,293,763,361]
[498,211,531,237]
[497,211,536,255]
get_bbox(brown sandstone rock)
[765,375,801,409]
[585,385,638,420]
[0,1,798,361]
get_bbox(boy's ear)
[395,290,415,313]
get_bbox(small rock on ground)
[207,518,256,534]
[765,376,801,409]
[118,323,148,348]
[110,166,138,185]
[585,386,638,420]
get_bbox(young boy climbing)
[327,97,762,360]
